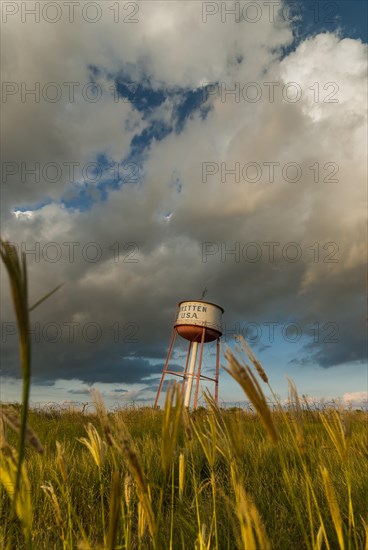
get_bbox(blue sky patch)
[287,0,367,45]
[13,198,53,214]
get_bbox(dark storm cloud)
[1,4,366,395]
[291,320,366,368]
[67,388,94,396]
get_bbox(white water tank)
[174,300,224,342]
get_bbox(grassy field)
[1,380,367,549]
[0,241,367,549]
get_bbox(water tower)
[154,299,224,409]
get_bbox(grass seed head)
[41,482,63,527]
[78,423,106,469]
[224,346,278,443]
[124,473,133,507]
[1,406,43,454]
[236,335,269,383]
[56,441,68,482]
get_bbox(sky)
[1,0,367,410]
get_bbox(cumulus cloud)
[343,391,368,407]
[1,1,366,395]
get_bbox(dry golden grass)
[1,239,367,549]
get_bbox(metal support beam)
[215,337,220,405]
[154,329,177,408]
[184,341,198,408]
[193,328,206,410]
[155,327,222,410]
[181,341,192,399]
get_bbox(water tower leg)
[215,338,220,405]
[193,328,206,410]
[184,341,198,408]
[181,341,193,399]
[154,329,177,408]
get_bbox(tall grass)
[1,397,367,548]
[0,239,62,549]
[1,239,367,549]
